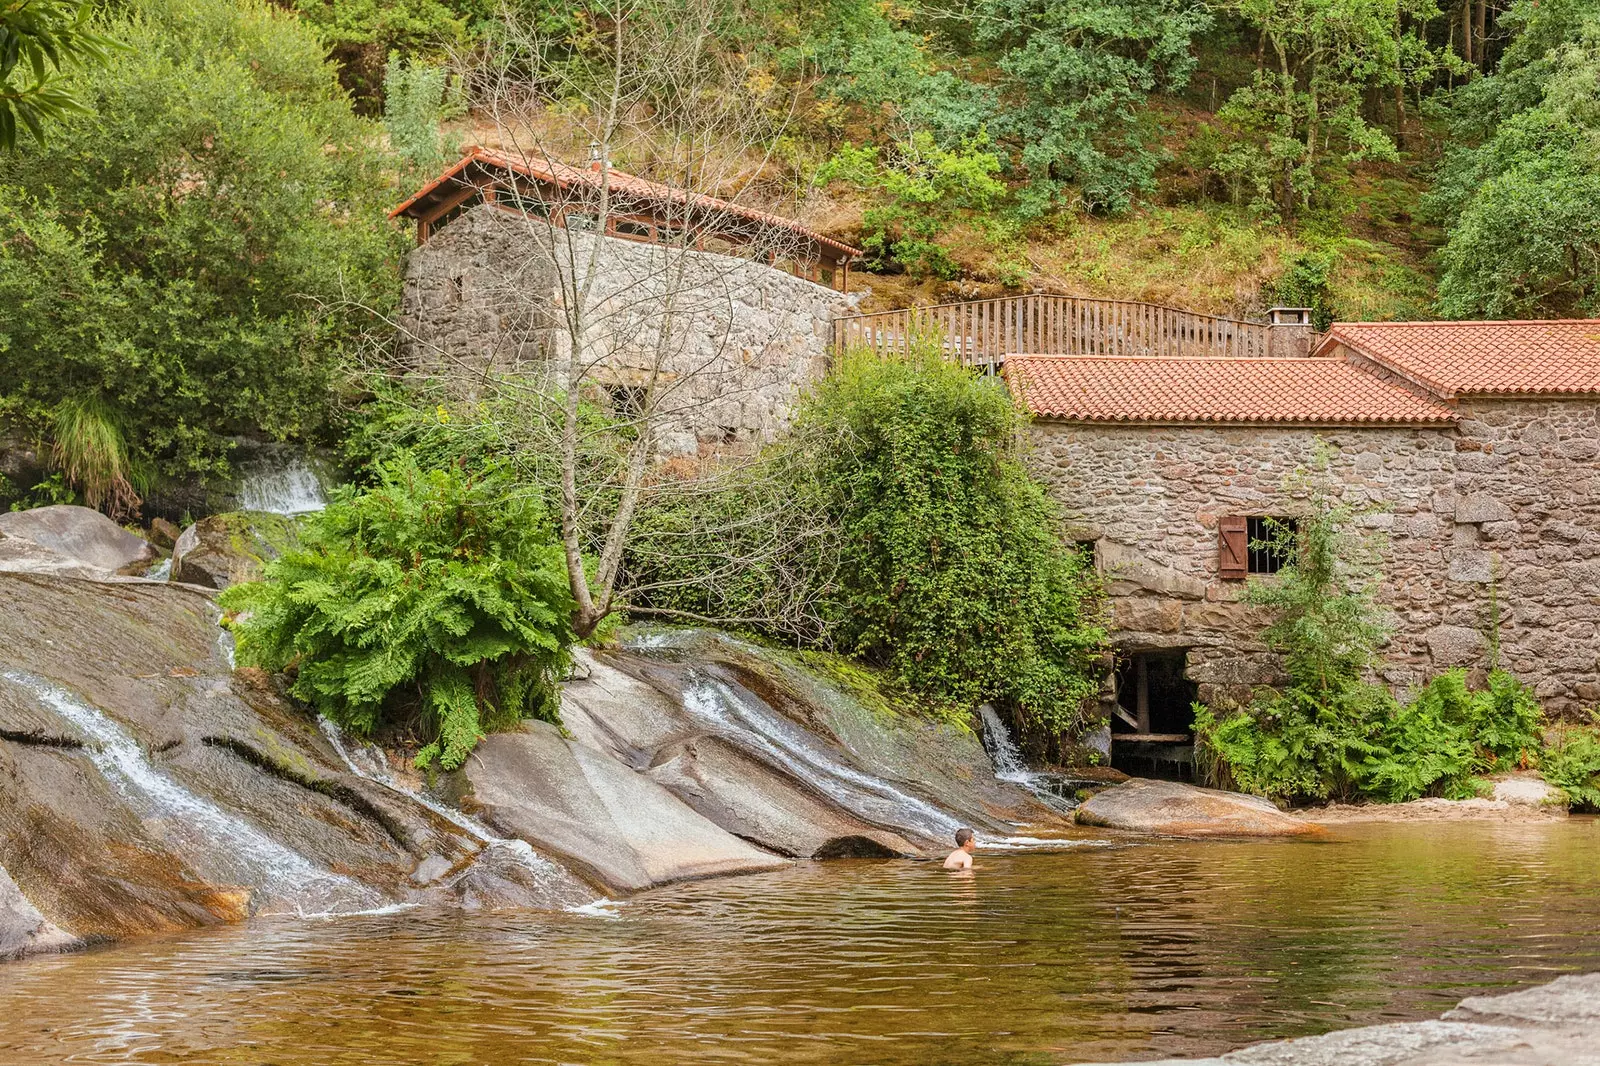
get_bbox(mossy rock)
[171,510,302,589]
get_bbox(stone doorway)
[1110,650,1199,781]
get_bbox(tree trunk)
[1394,16,1407,149]
[1474,0,1489,70]
[1462,0,1473,66]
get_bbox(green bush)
[627,346,1106,752]
[1541,724,1600,811]
[220,454,578,770]
[798,349,1105,744]
[0,0,401,499]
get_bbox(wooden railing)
[831,295,1276,364]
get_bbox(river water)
[2,820,1597,1065]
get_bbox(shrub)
[797,348,1105,746]
[623,346,1107,751]
[0,0,401,500]
[1541,723,1600,811]
[220,454,578,770]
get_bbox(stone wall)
[398,205,863,456]
[1028,399,1600,717]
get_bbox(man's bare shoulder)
[942,850,972,870]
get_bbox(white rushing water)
[315,717,611,915]
[683,675,965,839]
[2,671,379,916]
[146,557,173,582]
[977,704,1033,783]
[237,458,327,516]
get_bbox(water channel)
[3,819,1597,1065]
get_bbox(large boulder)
[0,505,154,574]
[558,654,923,858]
[463,723,791,894]
[171,511,299,589]
[1075,779,1328,838]
[0,572,589,961]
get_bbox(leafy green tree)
[964,0,1211,213]
[222,455,580,770]
[1428,1,1600,315]
[1212,0,1449,219]
[818,134,1006,277]
[382,53,462,173]
[795,348,1106,748]
[0,0,402,496]
[0,0,114,149]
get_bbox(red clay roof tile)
[392,146,863,258]
[1004,355,1458,425]
[1319,320,1600,397]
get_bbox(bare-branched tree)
[379,0,850,639]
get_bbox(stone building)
[393,149,863,457]
[1005,320,1600,770]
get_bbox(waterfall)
[975,703,1094,815]
[315,716,605,913]
[3,671,380,916]
[977,704,1032,782]
[236,457,326,516]
[146,557,172,582]
[682,674,964,840]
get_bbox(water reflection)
[2,821,1598,1065]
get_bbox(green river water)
[2,820,1597,1065]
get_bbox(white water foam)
[146,557,173,582]
[237,458,327,516]
[2,671,378,916]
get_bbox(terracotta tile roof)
[1004,355,1458,425]
[1319,320,1600,397]
[391,146,862,258]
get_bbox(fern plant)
[221,454,579,770]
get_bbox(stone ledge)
[1076,974,1600,1066]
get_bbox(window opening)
[1247,515,1298,575]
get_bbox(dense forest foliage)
[2,0,1596,496]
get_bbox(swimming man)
[943,827,977,870]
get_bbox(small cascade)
[976,704,1089,814]
[3,671,380,916]
[682,674,964,841]
[977,704,1031,782]
[146,557,173,582]
[315,717,602,912]
[236,457,327,516]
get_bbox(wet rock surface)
[0,583,1067,961]
[0,572,586,961]
[1075,779,1329,838]
[465,723,790,895]
[1093,973,1600,1066]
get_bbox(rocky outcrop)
[464,723,790,894]
[1075,779,1328,838]
[0,572,589,961]
[0,505,155,576]
[0,578,1071,961]
[171,511,299,589]
[1083,973,1600,1066]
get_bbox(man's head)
[954,828,975,852]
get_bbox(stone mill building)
[391,147,862,457]
[1004,319,1600,770]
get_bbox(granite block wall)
[1029,401,1600,717]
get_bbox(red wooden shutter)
[1219,516,1248,579]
